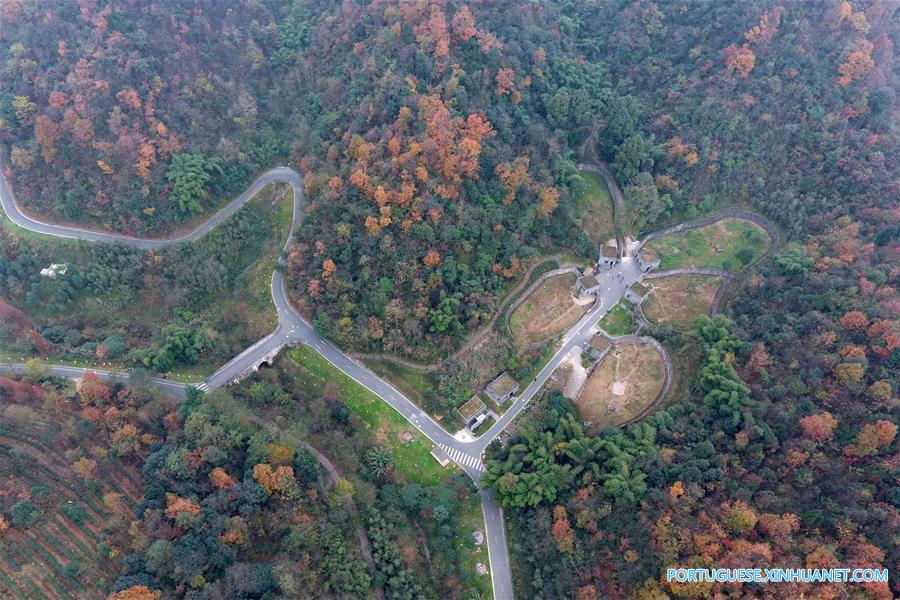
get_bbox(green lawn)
[455,491,494,600]
[598,300,636,335]
[0,211,79,244]
[287,346,447,485]
[472,416,495,437]
[643,218,770,272]
[363,359,439,414]
[572,169,616,245]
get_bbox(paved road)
[0,167,301,249]
[0,163,648,600]
[470,257,645,457]
[0,362,189,399]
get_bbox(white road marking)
[440,444,485,472]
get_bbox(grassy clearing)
[455,492,494,599]
[510,273,590,345]
[363,359,438,415]
[598,300,636,335]
[643,218,770,271]
[0,211,79,245]
[572,169,615,244]
[642,275,722,329]
[575,342,665,429]
[512,341,558,391]
[287,345,446,485]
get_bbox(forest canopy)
[0,1,897,598]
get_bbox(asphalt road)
[0,167,301,249]
[0,164,646,600]
[470,257,644,457]
[0,362,189,399]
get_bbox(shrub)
[61,502,88,524]
[10,500,41,527]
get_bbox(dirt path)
[644,267,733,279]
[298,441,383,600]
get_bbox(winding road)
[1,164,656,600]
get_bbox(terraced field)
[0,412,143,599]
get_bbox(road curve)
[2,161,675,600]
[0,167,301,249]
[1,164,515,596]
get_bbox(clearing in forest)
[575,342,666,429]
[642,217,770,272]
[509,273,591,345]
[572,169,615,244]
[641,275,722,329]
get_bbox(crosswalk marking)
[195,382,210,392]
[440,444,485,472]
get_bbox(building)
[636,246,660,273]
[599,240,620,268]
[458,395,489,428]
[625,282,651,304]
[39,263,68,278]
[623,235,641,259]
[485,372,518,407]
[577,274,600,297]
[588,335,611,361]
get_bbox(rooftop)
[458,395,486,421]
[39,263,68,278]
[486,372,519,398]
[580,275,599,289]
[590,336,610,352]
[601,244,619,258]
[640,247,659,262]
[630,282,650,296]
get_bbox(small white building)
[40,263,68,278]
[636,247,660,273]
[458,395,489,428]
[577,274,600,297]
[625,282,651,304]
[599,240,620,269]
[623,235,642,259]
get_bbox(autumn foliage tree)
[724,43,756,77]
[799,412,838,442]
[844,421,898,457]
[107,587,161,600]
[551,506,575,553]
